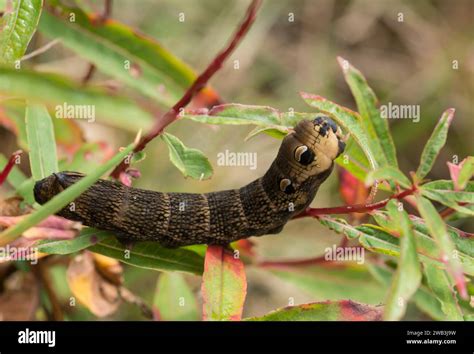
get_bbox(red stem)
[294,186,417,219]
[0,150,22,186]
[110,0,262,178]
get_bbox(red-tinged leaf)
[246,300,382,321]
[0,215,78,230]
[0,215,79,241]
[201,245,247,321]
[339,167,369,206]
[118,169,142,187]
[448,157,474,191]
[234,239,256,257]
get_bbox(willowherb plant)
[0,0,471,322]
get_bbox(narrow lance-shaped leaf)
[420,180,474,216]
[269,266,386,305]
[153,272,199,320]
[183,104,282,126]
[383,200,421,320]
[246,300,382,321]
[0,0,43,65]
[0,142,135,246]
[0,68,153,132]
[415,195,467,299]
[161,132,213,180]
[25,104,58,181]
[457,157,474,190]
[36,228,111,255]
[89,237,204,275]
[39,5,219,107]
[321,215,474,276]
[201,245,247,321]
[338,56,397,167]
[415,108,455,181]
[365,166,412,190]
[367,264,445,320]
[425,266,464,320]
[448,156,474,191]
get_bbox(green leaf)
[423,180,474,192]
[425,266,463,320]
[420,190,474,216]
[0,67,153,132]
[415,108,455,181]
[161,132,213,180]
[415,195,466,298]
[365,166,412,189]
[376,211,474,259]
[421,182,474,204]
[383,200,421,320]
[25,103,58,181]
[420,180,474,215]
[270,265,385,305]
[184,104,282,126]
[201,245,247,321]
[323,215,474,276]
[458,156,474,190]
[246,300,382,321]
[338,57,397,167]
[0,0,43,65]
[336,137,371,182]
[300,92,378,172]
[0,142,135,246]
[1,99,28,149]
[89,237,204,275]
[367,264,445,320]
[153,272,199,321]
[245,125,288,141]
[39,5,217,107]
[36,228,111,254]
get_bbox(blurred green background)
[1,0,472,320]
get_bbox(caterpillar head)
[275,116,345,198]
[34,172,84,205]
[292,116,345,173]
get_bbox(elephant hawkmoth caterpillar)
[34,116,345,248]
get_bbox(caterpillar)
[33,116,345,248]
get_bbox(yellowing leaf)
[201,245,247,321]
[66,252,121,317]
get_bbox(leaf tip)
[336,56,350,73]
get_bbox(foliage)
[0,0,471,322]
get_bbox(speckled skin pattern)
[34,117,345,248]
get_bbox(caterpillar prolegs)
[34,117,345,248]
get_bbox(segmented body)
[34,117,344,248]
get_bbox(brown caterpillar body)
[34,117,345,248]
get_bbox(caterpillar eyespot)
[279,178,295,194]
[34,116,345,248]
[294,145,315,165]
